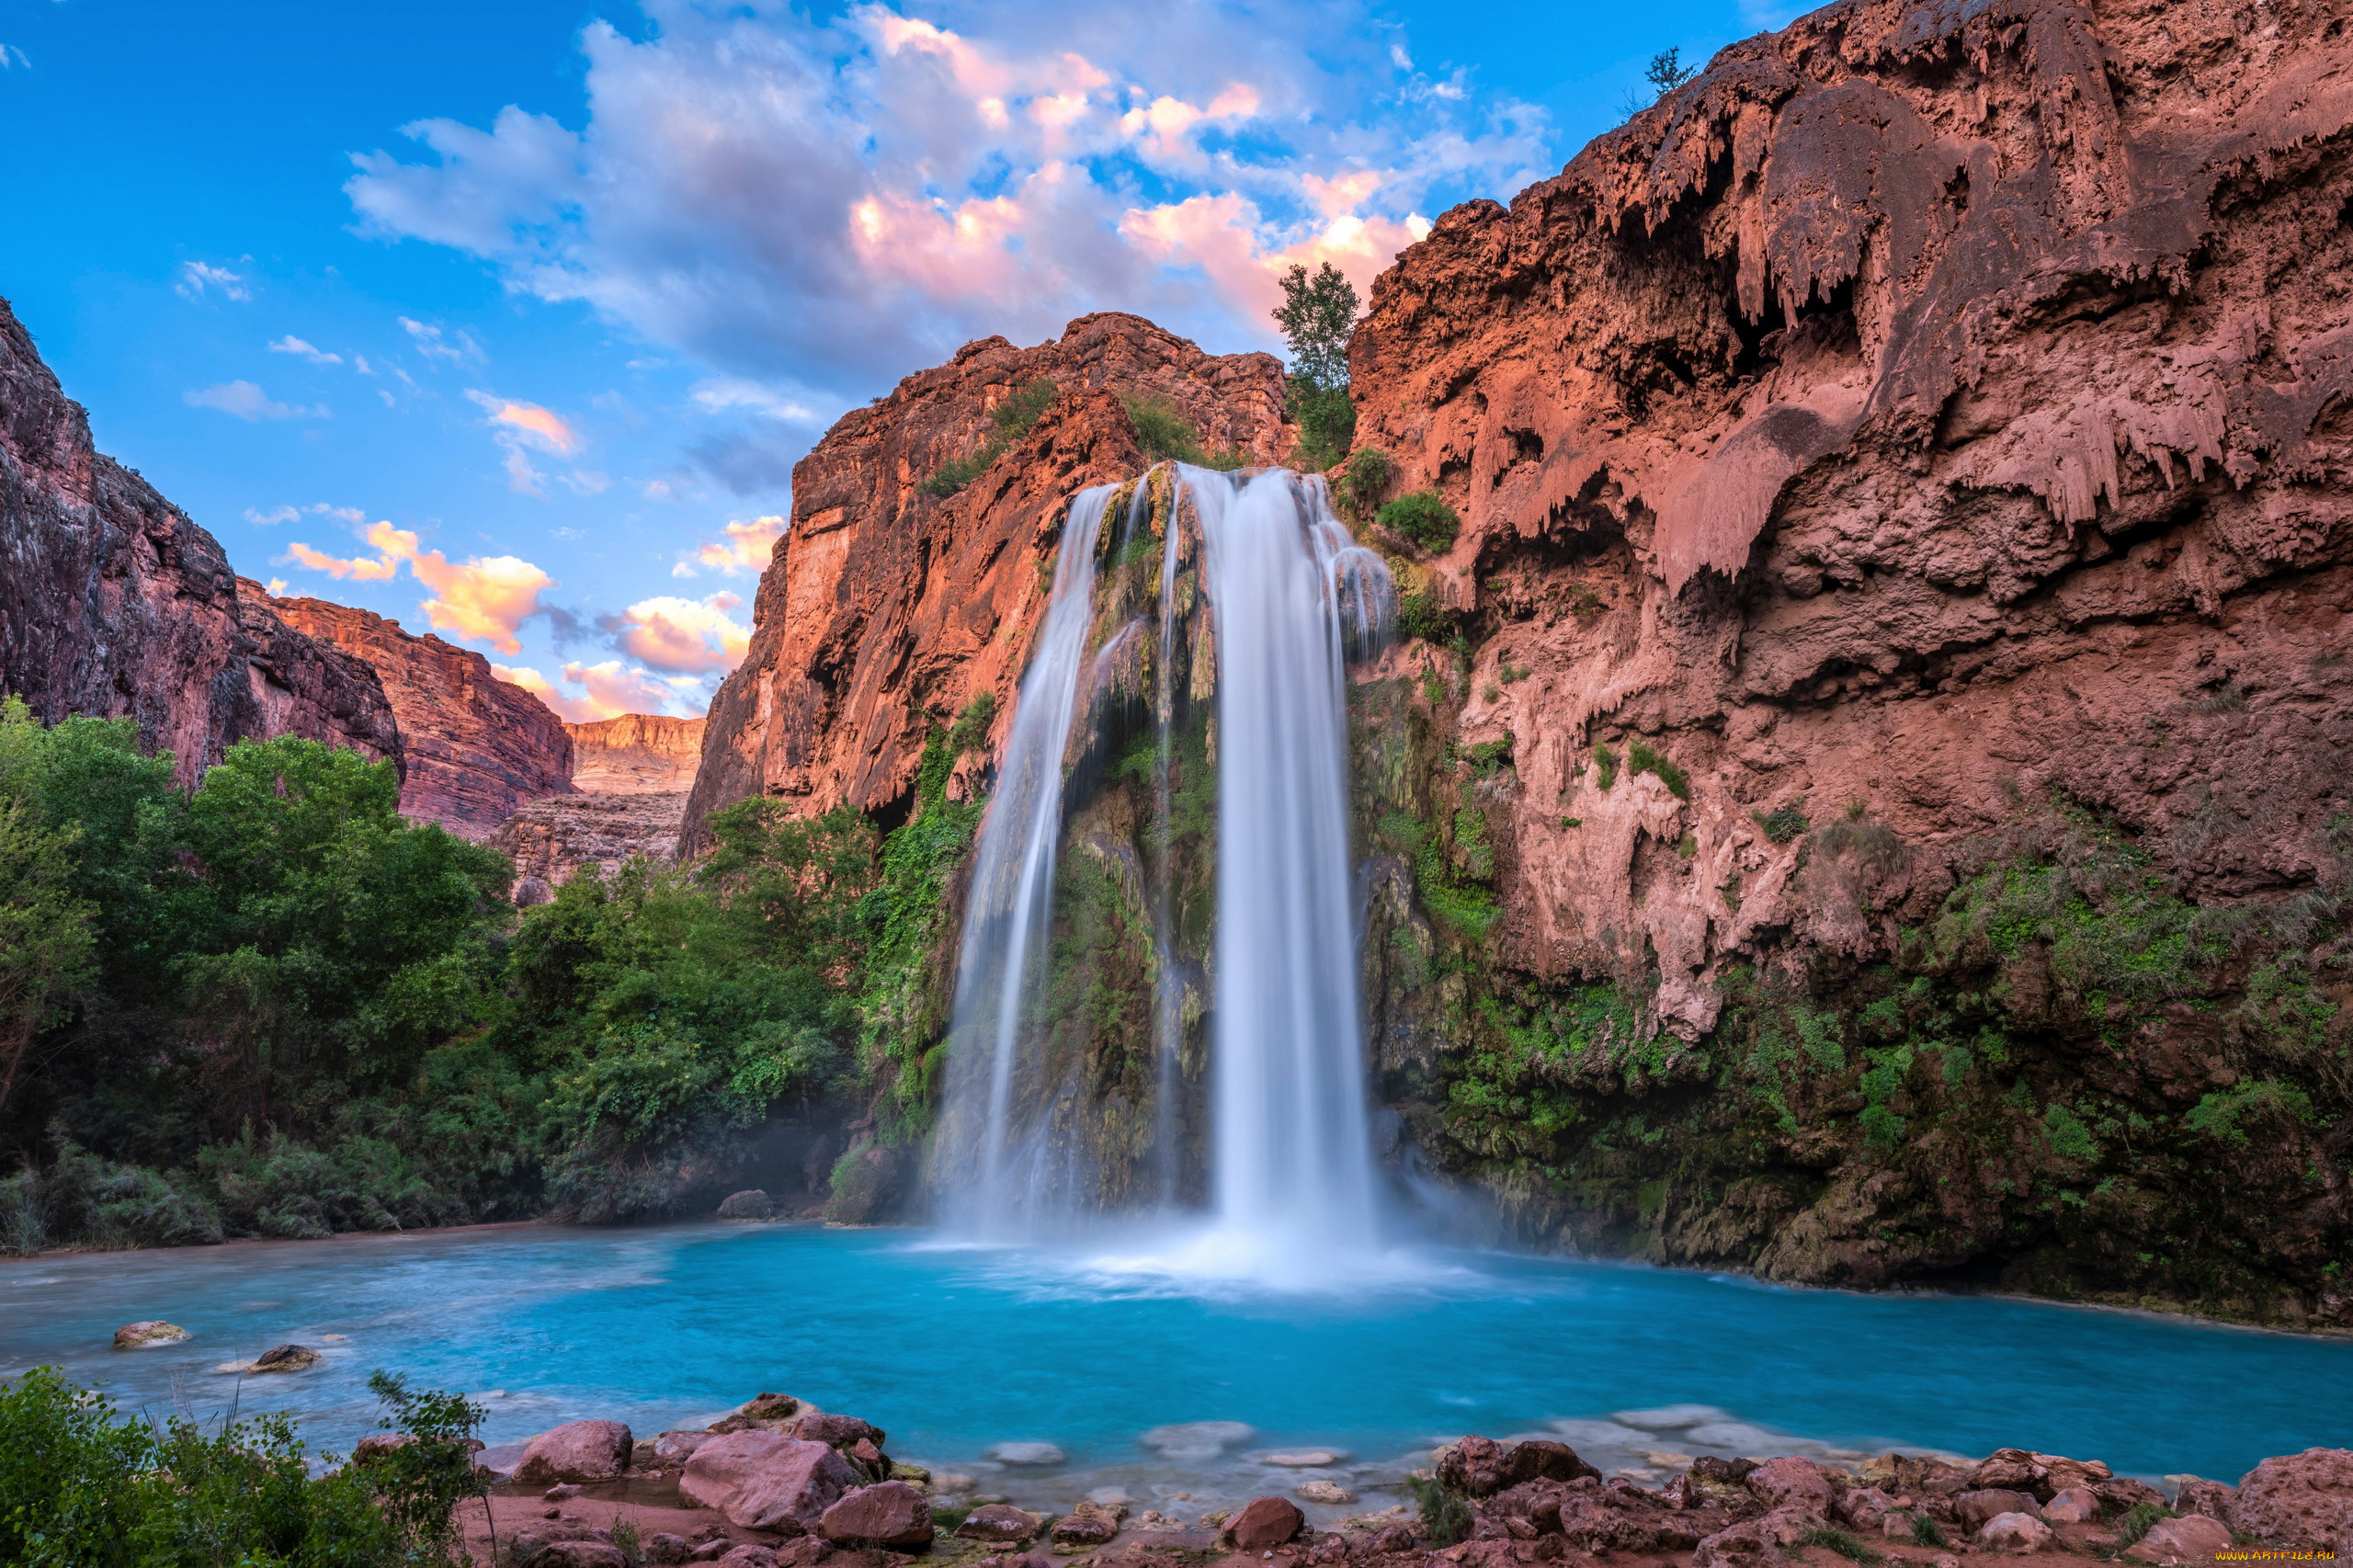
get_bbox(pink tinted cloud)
[279,519,555,654]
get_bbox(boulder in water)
[716,1189,774,1221]
[244,1344,319,1374]
[113,1321,190,1349]
[1263,1449,1347,1468]
[680,1430,858,1532]
[1296,1480,1356,1506]
[819,1480,934,1547]
[514,1420,634,1485]
[1223,1496,1305,1551]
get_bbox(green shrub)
[0,1363,481,1566]
[920,445,999,498]
[1122,394,1208,464]
[1627,739,1690,800]
[990,378,1057,439]
[1379,490,1460,552]
[1343,447,1395,513]
[1397,589,1453,644]
[1288,381,1356,472]
[1405,1476,1472,1547]
[1909,1515,1948,1549]
[2185,1080,2313,1147]
[2115,1504,2173,1550]
[1593,744,1620,790]
[1755,805,1810,844]
[1802,1527,1883,1566]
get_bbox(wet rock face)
[0,299,401,778]
[1347,0,2353,1029]
[569,713,705,793]
[680,312,1290,850]
[269,596,574,838]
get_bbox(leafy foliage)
[1274,262,1360,472]
[1342,447,1395,515]
[0,1363,481,1565]
[921,381,1062,496]
[1379,490,1460,553]
[1120,394,1246,469]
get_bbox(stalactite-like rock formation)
[0,299,402,777]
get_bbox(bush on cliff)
[1380,490,1461,553]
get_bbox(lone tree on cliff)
[1272,260,1358,472]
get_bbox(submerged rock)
[1141,1421,1256,1459]
[1297,1481,1357,1506]
[986,1440,1065,1466]
[112,1321,191,1349]
[240,1344,318,1374]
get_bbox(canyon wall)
[0,300,402,777]
[270,596,574,838]
[1335,0,2353,1324]
[680,312,1290,849]
[569,713,704,793]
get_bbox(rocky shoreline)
[454,1394,2349,1568]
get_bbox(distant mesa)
[567,712,705,794]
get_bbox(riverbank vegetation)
[0,1364,483,1565]
[0,698,988,1254]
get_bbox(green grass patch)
[1379,490,1460,552]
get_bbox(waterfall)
[938,484,1117,1235]
[1183,465,1389,1264]
[936,465,1392,1274]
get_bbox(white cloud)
[176,261,252,301]
[185,381,325,421]
[268,335,342,365]
[398,315,483,364]
[495,660,697,722]
[607,591,751,674]
[344,4,1549,395]
[244,506,301,526]
[279,519,556,653]
[1,43,31,70]
[675,515,787,578]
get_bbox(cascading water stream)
[939,484,1116,1236]
[938,465,1392,1278]
[1181,464,1389,1267]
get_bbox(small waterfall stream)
[937,464,1392,1275]
[938,484,1116,1235]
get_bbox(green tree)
[0,801,95,1120]
[1272,261,1360,472]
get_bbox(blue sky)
[0,0,1790,719]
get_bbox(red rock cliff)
[269,597,575,838]
[0,299,402,778]
[680,312,1289,848]
[1344,0,2353,1034]
[568,713,704,793]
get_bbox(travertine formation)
[680,312,1289,850]
[568,713,705,793]
[1345,0,2353,1030]
[0,299,401,778]
[269,596,574,838]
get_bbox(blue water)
[4,1221,2348,1493]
